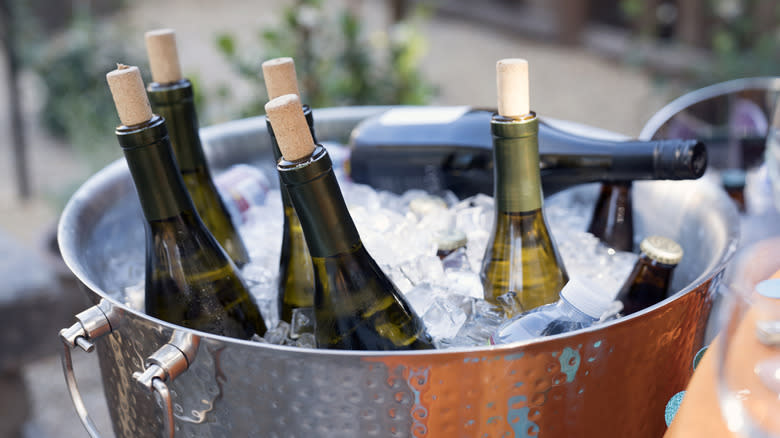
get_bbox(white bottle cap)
[559,276,615,319]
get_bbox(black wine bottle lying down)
[348,106,707,198]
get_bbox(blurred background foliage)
[213,0,434,121]
[2,0,778,207]
[616,0,780,86]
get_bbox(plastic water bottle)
[490,276,617,344]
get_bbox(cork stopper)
[496,58,530,118]
[145,29,183,84]
[262,57,301,99]
[106,64,153,126]
[265,94,314,161]
[640,236,684,265]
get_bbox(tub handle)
[132,331,201,438]
[59,301,116,438]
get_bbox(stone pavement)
[0,1,673,437]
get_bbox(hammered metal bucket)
[58,106,739,438]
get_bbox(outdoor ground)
[0,1,675,436]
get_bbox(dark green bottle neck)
[116,116,196,221]
[491,113,542,212]
[278,145,361,257]
[267,104,317,162]
[147,79,207,174]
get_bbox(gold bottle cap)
[640,235,683,265]
[434,229,468,252]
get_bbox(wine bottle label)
[491,116,542,212]
[379,106,469,126]
[148,80,206,173]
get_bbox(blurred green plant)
[29,10,139,171]
[704,1,780,85]
[618,0,780,87]
[10,4,145,208]
[214,0,435,120]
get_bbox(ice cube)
[290,307,315,339]
[295,333,316,348]
[384,265,414,294]
[453,300,504,347]
[343,183,381,211]
[444,270,484,299]
[441,247,470,271]
[242,262,276,287]
[400,255,445,286]
[248,279,279,330]
[423,296,468,340]
[404,283,439,316]
[265,321,291,345]
[496,291,521,316]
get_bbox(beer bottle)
[587,181,634,251]
[616,235,683,316]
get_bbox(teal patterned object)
[665,344,709,427]
[665,391,686,427]
[692,346,708,370]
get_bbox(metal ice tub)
[58,106,739,437]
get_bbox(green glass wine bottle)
[262,57,317,324]
[266,93,433,350]
[481,59,568,317]
[107,64,266,339]
[145,29,250,267]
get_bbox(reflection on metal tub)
[58,107,739,437]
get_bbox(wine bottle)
[587,181,634,251]
[616,235,683,316]
[266,93,433,350]
[481,59,569,316]
[106,64,267,339]
[348,106,707,197]
[261,57,316,324]
[145,29,250,267]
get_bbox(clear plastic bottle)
[490,276,615,344]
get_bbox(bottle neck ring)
[491,113,542,212]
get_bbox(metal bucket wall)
[58,107,739,438]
